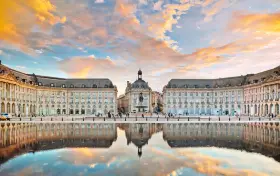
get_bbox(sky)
[0,0,280,95]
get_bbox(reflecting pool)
[0,122,280,176]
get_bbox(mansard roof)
[165,65,280,89]
[0,64,115,88]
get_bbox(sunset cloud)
[230,12,280,33]
[0,0,65,51]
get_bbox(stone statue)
[139,92,144,103]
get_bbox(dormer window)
[50,83,54,87]
[82,84,86,88]
[92,84,97,88]
[29,81,33,84]
[62,84,66,88]
[70,84,74,88]
[22,79,26,83]
[38,82,42,86]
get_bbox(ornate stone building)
[0,63,118,117]
[119,70,153,113]
[163,66,280,117]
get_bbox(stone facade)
[119,70,152,113]
[163,66,280,117]
[0,63,118,117]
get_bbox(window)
[82,84,86,88]
[38,82,42,86]
[70,84,74,88]
[50,83,54,87]
[62,84,66,88]
[92,84,97,88]
[104,84,108,88]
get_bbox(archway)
[12,103,15,114]
[7,103,10,113]
[270,104,273,114]
[275,103,279,115]
[1,102,5,113]
[254,104,257,115]
[70,109,74,115]
[81,109,85,114]
[265,104,268,115]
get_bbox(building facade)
[0,63,118,117]
[163,66,280,117]
[119,70,153,113]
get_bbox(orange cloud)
[230,12,280,33]
[0,0,65,50]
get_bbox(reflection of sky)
[0,129,280,176]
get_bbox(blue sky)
[0,0,280,94]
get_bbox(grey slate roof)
[166,65,280,88]
[166,76,246,88]
[131,79,150,89]
[6,66,115,88]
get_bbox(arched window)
[82,84,86,88]
[62,84,66,88]
[38,82,42,86]
[92,84,97,88]
[50,83,54,87]
[70,84,74,88]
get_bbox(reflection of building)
[0,123,117,163]
[163,66,280,116]
[163,122,280,156]
[0,62,118,117]
[119,123,162,157]
[119,70,153,113]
